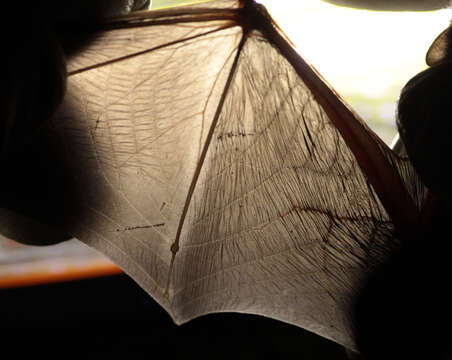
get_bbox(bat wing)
[1,0,426,348]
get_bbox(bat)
[0,0,446,356]
[352,18,452,360]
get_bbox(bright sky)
[259,0,451,98]
[155,0,451,97]
[260,0,451,144]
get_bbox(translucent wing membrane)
[56,15,243,311]
[171,27,424,346]
[5,0,424,349]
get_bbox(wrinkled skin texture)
[1,1,450,358]
[320,1,452,359]
[341,2,452,360]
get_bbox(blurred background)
[0,0,449,357]
[260,0,450,145]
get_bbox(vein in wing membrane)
[173,30,398,348]
[49,1,424,350]
[53,21,242,310]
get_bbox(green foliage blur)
[344,91,399,145]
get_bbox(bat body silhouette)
[0,0,449,358]
[352,18,452,359]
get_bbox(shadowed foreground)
[0,274,350,358]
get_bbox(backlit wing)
[3,0,426,348]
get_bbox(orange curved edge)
[0,260,123,290]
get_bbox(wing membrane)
[6,0,425,349]
[54,13,242,310]
[173,28,401,346]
